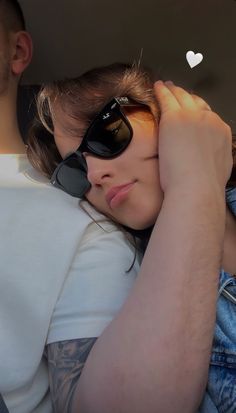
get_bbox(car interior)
[18,0,236,142]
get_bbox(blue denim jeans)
[199,270,236,413]
[199,187,236,412]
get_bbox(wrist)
[165,179,226,204]
[163,182,226,233]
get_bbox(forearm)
[73,184,226,413]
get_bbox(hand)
[154,81,233,193]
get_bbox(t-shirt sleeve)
[46,221,141,344]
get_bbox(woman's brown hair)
[27,62,236,189]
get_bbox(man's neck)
[0,95,26,154]
[0,135,26,154]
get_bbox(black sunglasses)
[51,97,145,198]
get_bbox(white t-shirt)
[0,155,140,413]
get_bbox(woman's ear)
[10,31,33,76]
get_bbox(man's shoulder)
[0,157,94,229]
[0,154,116,232]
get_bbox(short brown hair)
[0,0,25,32]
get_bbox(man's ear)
[10,31,33,76]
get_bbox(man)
[0,1,232,413]
[0,1,140,412]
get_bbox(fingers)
[154,81,180,113]
[191,94,211,111]
[154,81,211,113]
[164,82,197,110]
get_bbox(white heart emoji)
[186,50,203,68]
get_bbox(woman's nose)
[83,153,113,186]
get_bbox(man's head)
[0,0,32,95]
[0,0,25,32]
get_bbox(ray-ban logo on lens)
[118,97,129,103]
[103,112,110,120]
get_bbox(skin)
[44,83,232,413]
[54,97,236,275]
[52,84,215,224]
[55,110,164,230]
[0,20,32,154]
[49,111,163,410]
[46,338,97,412]
[0,8,233,413]
[0,24,11,95]
[85,112,164,230]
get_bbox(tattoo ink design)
[46,337,97,412]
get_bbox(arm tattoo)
[46,337,97,413]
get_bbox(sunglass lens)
[56,157,90,197]
[87,113,131,157]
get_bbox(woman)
[27,63,235,413]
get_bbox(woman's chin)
[122,214,157,231]
[121,198,163,230]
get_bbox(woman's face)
[54,109,164,230]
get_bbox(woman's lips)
[106,182,135,209]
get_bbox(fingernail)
[165,80,174,86]
[155,80,164,85]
